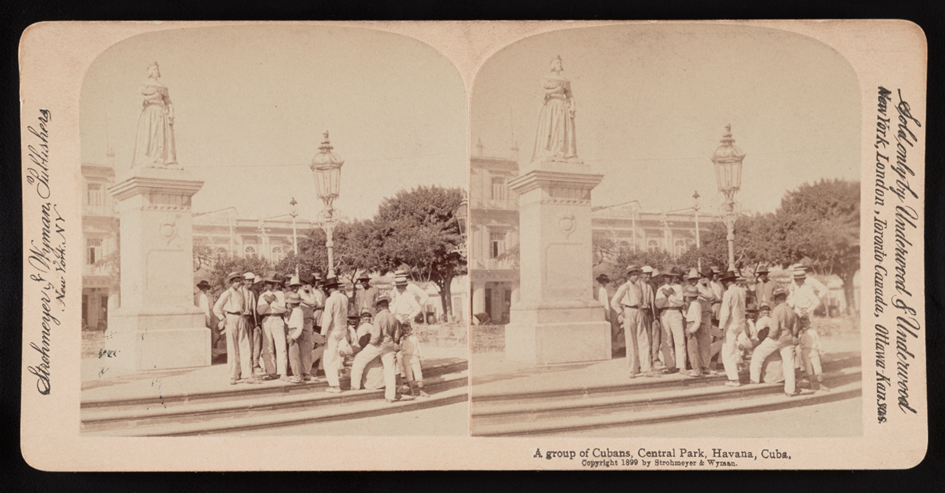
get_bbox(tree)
[374,185,466,320]
[777,179,859,314]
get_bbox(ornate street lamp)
[289,197,299,276]
[310,131,344,278]
[710,124,745,272]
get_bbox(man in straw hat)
[640,266,661,368]
[257,274,288,379]
[354,272,379,318]
[655,267,686,374]
[391,269,429,318]
[718,270,746,387]
[213,272,261,385]
[610,265,655,378]
[682,285,704,377]
[753,265,778,308]
[283,292,307,384]
[391,273,422,326]
[695,267,718,375]
[749,288,801,397]
[350,294,403,402]
[595,274,621,354]
[320,276,349,393]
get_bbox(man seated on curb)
[749,288,801,397]
[350,295,414,403]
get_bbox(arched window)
[244,246,256,257]
[647,239,659,253]
[216,247,227,255]
[272,246,283,261]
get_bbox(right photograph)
[468,24,862,437]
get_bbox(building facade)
[468,142,520,324]
[468,141,718,325]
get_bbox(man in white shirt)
[611,265,653,378]
[391,275,422,325]
[213,272,261,385]
[257,274,288,379]
[320,277,349,393]
[391,269,429,320]
[655,267,685,374]
[788,268,822,319]
[718,270,747,387]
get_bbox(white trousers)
[262,317,287,376]
[623,307,650,373]
[402,352,423,385]
[351,344,397,400]
[225,314,253,381]
[751,338,796,394]
[659,309,686,371]
[720,327,740,381]
[323,333,344,387]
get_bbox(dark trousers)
[686,328,703,374]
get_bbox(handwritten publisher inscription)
[25,109,65,395]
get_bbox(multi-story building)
[469,140,718,324]
[81,160,314,330]
[468,140,520,324]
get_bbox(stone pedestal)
[105,166,209,371]
[505,160,611,365]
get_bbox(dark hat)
[710,266,721,274]
[348,313,360,321]
[360,309,373,318]
[263,273,279,283]
[756,265,770,274]
[197,280,211,289]
[700,267,713,279]
[322,276,339,289]
[759,302,771,311]
[226,271,242,283]
[596,274,610,284]
[358,272,371,281]
[720,270,737,282]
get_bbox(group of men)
[199,269,431,403]
[597,263,829,397]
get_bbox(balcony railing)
[472,197,517,211]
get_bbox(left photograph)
[78,25,469,436]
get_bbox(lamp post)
[289,197,299,276]
[455,193,468,257]
[710,124,745,272]
[693,190,701,270]
[310,131,344,278]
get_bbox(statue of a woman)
[531,55,578,162]
[131,62,177,168]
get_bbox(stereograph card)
[19,20,927,470]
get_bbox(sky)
[471,24,861,216]
[81,25,466,222]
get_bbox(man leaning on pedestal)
[213,272,262,385]
[611,265,655,378]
